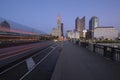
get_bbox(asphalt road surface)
[0,41,53,68]
[0,41,60,80]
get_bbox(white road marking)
[50,46,55,49]
[26,58,35,70]
[20,46,57,80]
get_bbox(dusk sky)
[0,0,120,33]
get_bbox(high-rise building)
[57,14,63,37]
[89,16,99,39]
[80,16,85,38]
[89,16,99,30]
[75,17,80,31]
[75,16,85,38]
[61,23,64,36]
[52,14,64,38]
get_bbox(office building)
[61,23,64,36]
[51,14,64,37]
[57,14,63,37]
[75,16,85,38]
[89,16,99,39]
[94,26,118,40]
[89,16,99,30]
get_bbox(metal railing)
[79,41,120,62]
[93,44,120,62]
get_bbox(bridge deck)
[51,41,120,80]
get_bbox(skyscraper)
[80,16,85,38]
[57,14,63,37]
[75,17,80,31]
[75,16,85,38]
[61,23,64,36]
[57,14,61,37]
[89,16,99,39]
[89,16,99,30]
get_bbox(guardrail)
[76,41,120,62]
[93,44,120,62]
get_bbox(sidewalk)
[51,41,120,80]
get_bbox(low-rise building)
[66,30,80,39]
[51,28,58,37]
[94,26,118,40]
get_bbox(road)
[0,41,53,72]
[0,41,61,80]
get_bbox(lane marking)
[0,60,27,75]
[50,46,55,49]
[20,46,57,80]
[0,44,42,56]
[0,43,53,75]
[0,44,45,60]
[26,58,35,70]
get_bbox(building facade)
[61,23,64,36]
[89,16,99,39]
[94,27,118,40]
[89,16,99,30]
[51,28,58,36]
[66,30,80,39]
[118,32,120,39]
[57,14,64,37]
[75,17,80,31]
[52,14,64,37]
[75,16,85,38]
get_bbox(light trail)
[0,27,37,35]
[0,41,52,60]
[0,43,42,56]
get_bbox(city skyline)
[0,0,120,33]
